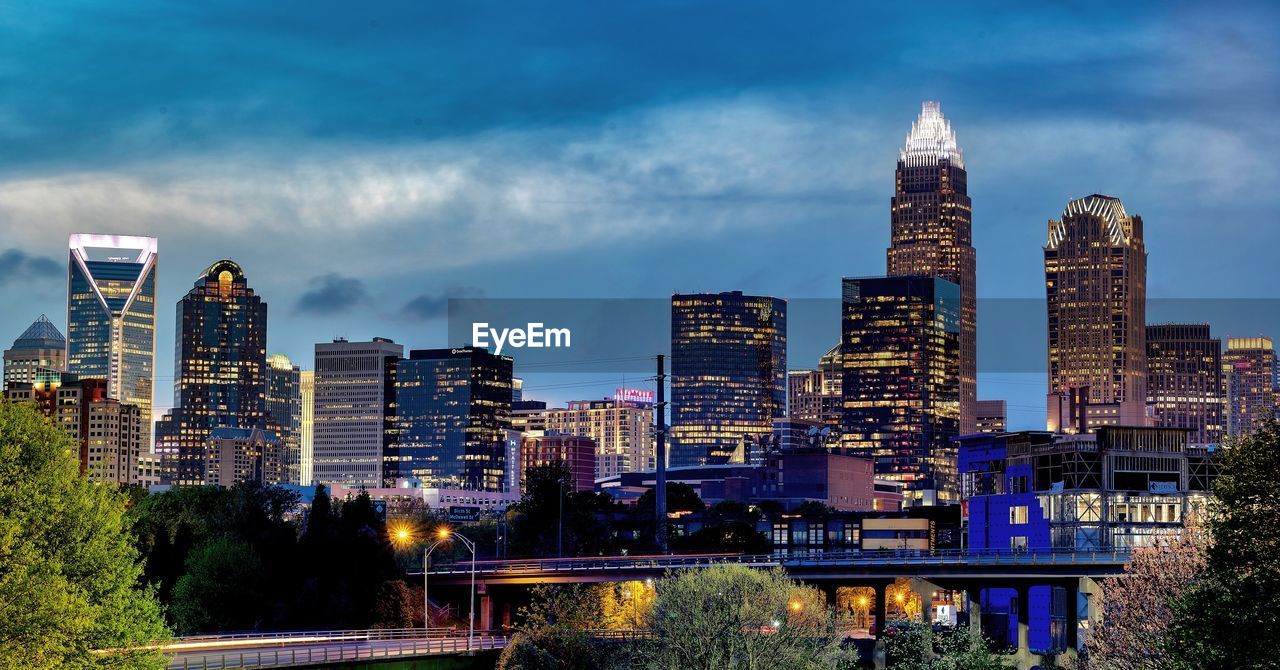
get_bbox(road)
[163,631,508,669]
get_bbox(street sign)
[447,506,481,523]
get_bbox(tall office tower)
[155,261,268,485]
[974,400,1007,434]
[1146,324,1224,446]
[1224,337,1277,437]
[521,434,597,493]
[841,276,961,506]
[392,347,513,491]
[312,338,402,488]
[299,369,315,485]
[887,102,976,435]
[1045,195,1148,431]
[7,374,147,485]
[547,394,656,479]
[265,354,302,484]
[670,291,786,467]
[66,234,157,446]
[3,315,66,390]
[786,343,842,433]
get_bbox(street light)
[437,527,478,651]
[388,524,478,650]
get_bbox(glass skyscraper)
[265,353,303,485]
[841,276,960,506]
[155,260,268,485]
[391,347,513,491]
[3,315,66,391]
[1147,324,1224,446]
[670,291,786,468]
[66,233,157,446]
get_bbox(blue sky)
[1,1,1278,428]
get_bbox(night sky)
[2,1,1278,428]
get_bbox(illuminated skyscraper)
[841,276,960,505]
[312,337,402,488]
[974,400,1007,434]
[547,395,655,479]
[1045,195,1148,431]
[670,291,786,468]
[786,343,842,433]
[265,353,302,484]
[66,234,157,446]
[391,347,513,491]
[299,369,315,485]
[3,315,66,390]
[155,260,268,485]
[1146,324,1224,446]
[887,102,976,434]
[1224,337,1276,437]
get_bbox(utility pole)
[655,354,668,553]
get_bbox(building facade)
[547,396,655,479]
[841,276,961,506]
[670,291,786,467]
[155,260,268,485]
[1146,324,1224,446]
[391,347,513,491]
[1224,337,1277,437]
[66,234,157,447]
[205,426,285,487]
[265,353,302,484]
[887,102,977,435]
[312,337,402,489]
[299,369,315,485]
[974,400,1007,434]
[3,315,67,391]
[1045,195,1148,431]
[786,343,842,434]
[521,434,597,493]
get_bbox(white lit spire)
[900,101,964,169]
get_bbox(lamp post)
[392,527,448,631]
[438,528,478,650]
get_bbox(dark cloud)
[403,285,485,321]
[0,249,61,284]
[294,273,371,315]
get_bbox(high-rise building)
[786,343,842,433]
[974,400,1007,435]
[312,338,402,489]
[205,427,285,487]
[1045,195,1148,431]
[3,315,66,390]
[155,260,268,485]
[1146,324,1224,446]
[299,369,315,485]
[391,347,513,491]
[66,234,157,447]
[841,276,960,506]
[887,102,977,435]
[547,396,655,479]
[670,291,786,467]
[265,354,302,484]
[7,374,149,486]
[1224,337,1276,437]
[511,400,549,434]
[521,434,597,493]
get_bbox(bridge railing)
[425,547,1133,576]
[149,627,462,653]
[165,633,510,670]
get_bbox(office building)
[787,343,842,433]
[546,393,655,479]
[312,337,402,488]
[205,426,284,487]
[670,291,786,467]
[299,369,315,485]
[3,315,66,391]
[1045,195,1148,431]
[521,434,596,493]
[1146,324,1224,446]
[511,400,549,434]
[66,234,157,447]
[7,374,150,485]
[391,347,513,491]
[155,260,268,485]
[974,400,1007,434]
[1224,337,1277,437]
[887,102,977,434]
[265,354,302,484]
[841,276,961,505]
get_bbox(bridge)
[159,628,509,669]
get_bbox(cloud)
[403,285,485,321]
[294,273,370,315]
[0,249,61,284]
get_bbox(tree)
[509,462,616,557]
[642,566,849,670]
[169,538,266,634]
[500,583,637,670]
[1084,517,1206,670]
[0,400,168,668]
[884,621,1015,670]
[1167,419,1280,669]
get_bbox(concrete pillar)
[873,582,889,670]
[911,578,938,625]
[1014,583,1034,669]
[1064,578,1079,653]
[479,592,494,631]
[966,587,983,640]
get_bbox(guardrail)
[425,548,1133,576]
[166,633,509,669]
[165,627,459,650]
